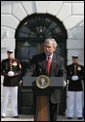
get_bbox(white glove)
[8,71,14,77]
[64,81,66,86]
[72,75,79,81]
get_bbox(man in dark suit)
[28,38,65,121]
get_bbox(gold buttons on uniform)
[9,60,12,71]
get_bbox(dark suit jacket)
[26,53,65,104]
[1,58,22,86]
[66,63,84,91]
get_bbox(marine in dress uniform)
[1,49,22,118]
[66,55,84,119]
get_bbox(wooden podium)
[23,76,64,121]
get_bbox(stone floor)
[1,115,84,121]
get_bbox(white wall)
[1,1,84,64]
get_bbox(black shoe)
[77,117,83,119]
[67,117,72,119]
[1,116,6,118]
[12,116,19,118]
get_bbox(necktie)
[48,56,51,75]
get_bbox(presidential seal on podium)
[36,75,50,89]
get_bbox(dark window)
[15,13,67,42]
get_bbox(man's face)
[72,58,78,64]
[7,53,13,59]
[44,41,56,56]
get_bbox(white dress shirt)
[46,54,53,64]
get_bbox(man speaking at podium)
[28,38,65,121]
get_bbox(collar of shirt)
[46,54,53,63]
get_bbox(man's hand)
[14,73,19,76]
[19,80,22,86]
[2,72,8,76]
[64,81,67,86]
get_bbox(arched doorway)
[15,13,68,114]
